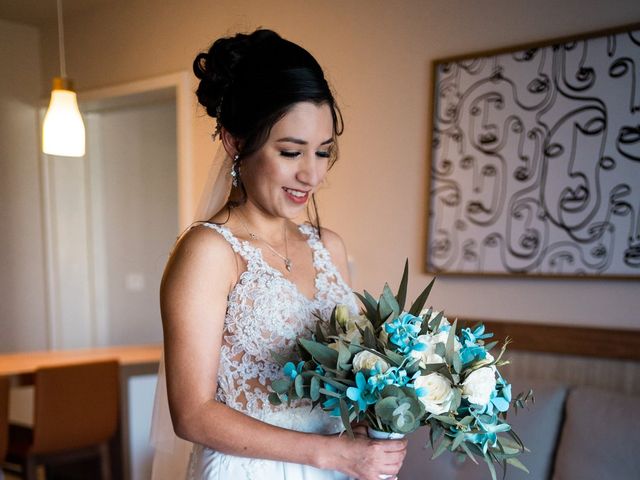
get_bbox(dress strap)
[298,223,339,276]
[194,222,262,267]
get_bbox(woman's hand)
[318,433,408,480]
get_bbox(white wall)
[0,18,48,352]
[23,0,640,337]
[91,100,177,346]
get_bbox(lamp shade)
[42,77,85,157]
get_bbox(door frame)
[40,72,193,349]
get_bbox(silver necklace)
[237,212,292,272]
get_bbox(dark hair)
[193,29,342,230]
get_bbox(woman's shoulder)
[169,222,237,272]
[317,226,346,254]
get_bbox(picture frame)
[426,23,640,279]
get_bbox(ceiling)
[0,0,117,27]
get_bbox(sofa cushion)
[552,386,640,480]
[399,379,567,480]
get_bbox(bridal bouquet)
[269,261,532,479]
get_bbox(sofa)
[398,378,640,479]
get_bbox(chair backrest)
[32,360,119,454]
[0,375,9,461]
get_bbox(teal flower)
[346,372,377,411]
[466,415,511,453]
[322,383,342,417]
[283,361,304,380]
[460,326,493,365]
[385,313,423,354]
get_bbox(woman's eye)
[280,151,301,158]
[316,150,332,158]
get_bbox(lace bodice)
[198,222,358,420]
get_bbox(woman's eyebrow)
[276,137,334,145]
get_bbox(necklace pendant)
[285,259,292,272]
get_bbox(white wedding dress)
[185,222,358,480]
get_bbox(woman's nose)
[296,158,322,186]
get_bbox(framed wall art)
[426,24,640,279]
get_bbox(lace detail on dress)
[198,222,358,419]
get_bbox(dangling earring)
[230,154,240,187]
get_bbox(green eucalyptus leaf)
[382,283,400,315]
[337,342,352,369]
[268,392,282,405]
[409,277,436,316]
[396,259,409,312]
[375,397,398,420]
[445,319,458,365]
[315,375,351,390]
[429,414,457,426]
[420,362,448,374]
[310,376,320,401]
[419,307,433,335]
[483,340,498,352]
[271,378,290,394]
[381,385,405,399]
[482,452,498,480]
[299,338,339,367]
[378,295,395,326]
[393,411,417,434]
[294,374,305,398]
[363,326,377,349]
[355,292,377,321]
[348,341,364,355]
[431,436,451,460]
[269,350,291,366]
[428,310,444,332]
[429,421,444,449]
[339,399,354,438]
[315,322,326,343]
[451,431,466,451]
[452,354,462,374]
[383,349,405,366]
[460,441,479,464]
[318,387,342,399]
[328,311,338,336]
[506,458,530,473]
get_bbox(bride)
[152,29,407,480]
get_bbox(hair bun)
[193,30,282,118]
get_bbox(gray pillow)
[552,386,640,480]
[399,379,567,480]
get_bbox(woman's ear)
[220,128,241,158]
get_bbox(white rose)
[411,332,461,367]
[352,351,389,372]
[414,373,454,415]
[462,367,496,406]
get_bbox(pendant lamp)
[42,0,85,157]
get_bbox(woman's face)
[240,101,334,219]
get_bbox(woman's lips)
[283,187,309,204]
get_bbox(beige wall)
[0,19,48,352]
[37,0,640,329]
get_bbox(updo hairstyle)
[193,29,342,228]
[193,29,342,161]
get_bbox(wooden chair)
[6,360,119,480]
[0,376,9,480]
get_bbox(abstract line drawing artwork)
[427,25,640,278]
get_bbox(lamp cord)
[57,0,66,78]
